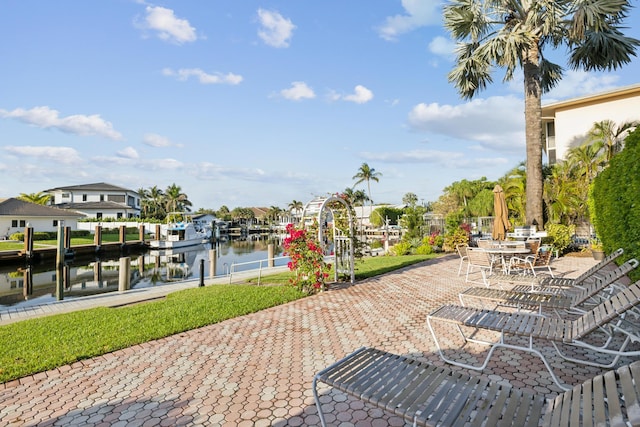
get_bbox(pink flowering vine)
[283,223,331,295]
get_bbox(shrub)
[592,127,640,281]
[415,244,434,255]
[369,240,383,249]
[443,227,469,252]
[391,241,412,256]
[544,223,575,255]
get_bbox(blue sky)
[1,1,639,211]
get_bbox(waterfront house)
[44,182,141,219]
[542,83,640,164]
[0,198,84,239]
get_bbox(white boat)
[149,215,211,249]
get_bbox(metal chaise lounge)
[313,347,640,426]
[458,259,639,315]
[427,280,640,391]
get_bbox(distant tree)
[216,205,231,221]
[231,207,255,222]
[402,192,418,207]
[352,163,382,206]
[587,119,639,165]
[17,192,51,205]
[342,187,370,207]
[265,206,283,225]
[288,200,304,223]
[444,0,639,227]
[164,184,192,213]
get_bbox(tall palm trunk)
[523,46,544,227]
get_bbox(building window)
[100,194,105,201]
[61,192,70,199]
[117,212,123,219]
[97,212,103,219]
[83,194,87,201]
[11,220,17,227]
[53,220,58,227]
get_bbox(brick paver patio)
[0,254,636,426]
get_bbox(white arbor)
[301,196,355,283]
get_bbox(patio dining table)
[483,247,531,273]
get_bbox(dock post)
[268,244,274,268]
[94,225,102,252]
[119,225,126,245]
[209,249,217,278]
[24,226,34,260]
[199,259,205,287]
[139,224,145,243]
[118,257,131,292]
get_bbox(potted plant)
[590,238,605,260]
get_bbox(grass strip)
[0,285,303,383]
[0,253,436,383]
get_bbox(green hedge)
[9,229,92,241]
[592,127,640,281]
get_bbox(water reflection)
[0,236,286,309]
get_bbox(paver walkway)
[0,254,636,426]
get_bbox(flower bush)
[283,223,331,295]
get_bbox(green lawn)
[0,253,435,383]
[0,234,144,251]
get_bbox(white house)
[541,83,640,164]
[45,182,141,219]
[0,198,84,239]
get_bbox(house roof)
[0,198,84,217]
[249,207,270,218]
[44,182,135,193]
[542,83,640,117]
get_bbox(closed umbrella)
[492,185,511,241]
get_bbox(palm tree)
[288,200,304,224]
[164,184,192,214]
[587,119,639,165]
[342,187,370,207]
[352,163,382,206]
[17,192,51,205]
[444,0,639,227]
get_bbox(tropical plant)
[17,192,51,205]
[444,0,639,227]
[282,223,331,295]
[402,192,419,206]
[341,187,370,207]
[288,200,304,223]
[587,119,639,164]
[164,183,192,213]
[500,163,526,225]
[352,162,382,206]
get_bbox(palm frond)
[569,28,640,71]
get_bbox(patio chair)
[427,279,640,390]
[508,244,555,277]
[459,258,639,315]
[465,247,500,286]
[313,347,640,427]
[455,243,468,276]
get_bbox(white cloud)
[117,147,139,159]
[0,106,123,140]
[407,95,525,152]
[139,6,197,44]
[162,68,243,85]
[257,9,295,48]
[143,133,176,147]
[428,35,456,58]
[543,70,621,101]
[343,85,374,104]
[279,82,315,101]
[3,145,83,164]
[377,0,441,41]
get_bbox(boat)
[149,214,211,249]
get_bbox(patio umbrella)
[492,184,511,240]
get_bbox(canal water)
[0,236,287,310]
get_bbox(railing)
[228,256,290,285]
